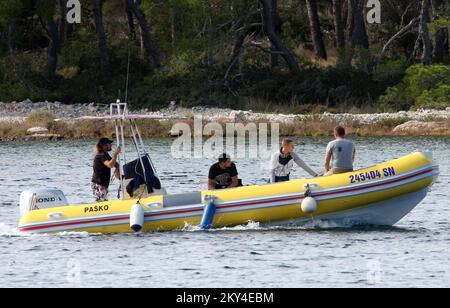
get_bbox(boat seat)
[163,192,202,207]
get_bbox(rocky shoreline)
[1,100,450,139]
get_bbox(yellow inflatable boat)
[18,152,438,234]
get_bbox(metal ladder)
[110,102,127,199]
[129,118,158,177]
[110,101,158,200]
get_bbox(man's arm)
[270,169,277,183]
[208,179,216,190]
[292,153,318,177]
[270,153,278,183]
[324,151,332,173]
[104,147,121,169]
[228,176,239,188]
[208,165,217,190]
[228,164,239,188]
[352,147,356,163]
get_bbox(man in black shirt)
[208,154,239,190]
[91,138,121,202]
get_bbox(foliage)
[379,65,450,110]
[0,0,449,112]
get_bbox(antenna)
[125,46,131,104]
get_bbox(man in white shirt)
[270,138,318,183]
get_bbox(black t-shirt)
[92,152,113,188]
[208,162,238,189]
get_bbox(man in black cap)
[91,138,121,202]
[208,154,239,190]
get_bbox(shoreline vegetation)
[1,1,449,120]
[1,101,450,141]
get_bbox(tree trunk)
[7,25,14,55]
[259,0,301,74]
[58,0,66,48]
[434,28,450,65]
[47,20,60,75]
[225,21,261,82]
[123,0,136,40]
[346,0,354,44]
[225,34,247,81]
[378,17,420,62]
[419,0,432,65]
[306,0,327,60]
[93,0,108,67]
[170,5,177,47]
[332,0,346,49]
[126,0,161,68]
[432,0,449,64]
[350,0,369,49]
[271,0,281,68]
[66,22,74,41]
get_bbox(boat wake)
[0,222,97,238]
[178,220,412,233]
[54,231,98,238]
[0,223,23,237]
[180,221,262,232]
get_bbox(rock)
[27,127,49,134]
[229,110,247,123]
[168,101,177,112]
[20,99,33,105]
[192,106,205,113]
[26,134,63,141]
[393,121,449,135]
[169,127,184,137]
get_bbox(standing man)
[91,138,121,202]
[270,138,319,183]
[208,154,239,190]
[324,126,356,176]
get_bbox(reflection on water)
[0,137,449,287]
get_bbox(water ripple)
[1,137,450,287]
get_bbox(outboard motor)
[20,189,69,217]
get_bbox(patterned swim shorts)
[91,183,109,202]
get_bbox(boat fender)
[301,197,317,214]
[130,202,145,233]
[301,185,317,214]
[200,199,217,230]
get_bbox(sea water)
[0,137,449,288]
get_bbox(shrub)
[379,64,450,110]
[416,84,450,109]
[26,109,56,127]
[0,83,30,102]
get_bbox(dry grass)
[0,122,28,140]
[2,115,450,141]
[294,44,339,68]
[240,97,382,115]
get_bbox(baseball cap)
[98,137,114,146]
[218,153,232,162]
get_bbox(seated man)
[324,126,356,176]
[270,138,318,183]
[208,154,239,190]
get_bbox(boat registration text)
[349,167,396,184]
